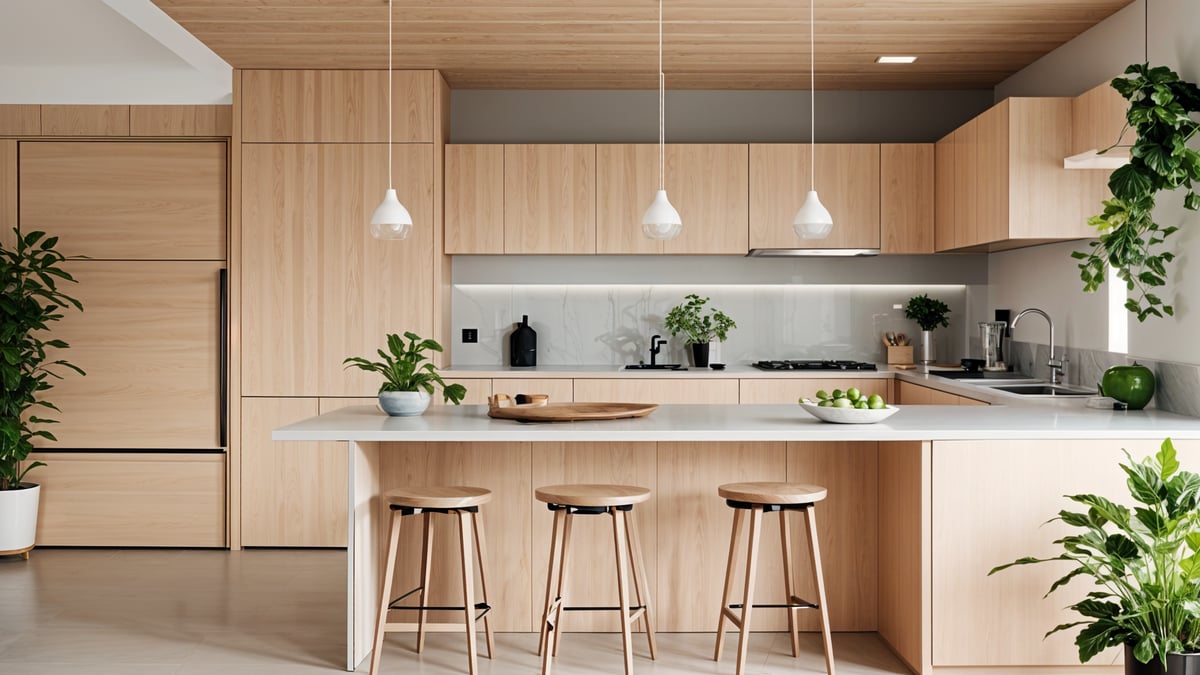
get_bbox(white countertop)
[273,403,1200,443]
[446,364,897,379]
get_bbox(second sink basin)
[988,384,1093,397]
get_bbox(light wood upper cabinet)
[1072,79,1129,163]
[935,98,1108,252]
[241,143,434,397]
[41,261,224,449]
[749,144,881,250]
[130,105,233,137]
[19,141,227,260]
[445,144,504,254]
[934,133,955,251]
[240,70,432,143]
[503,144,596,254]
[880,143,934,254]
[596,144,749,255]
[40,105,130,136]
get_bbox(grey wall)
[992,0,1200,367]
[451,89,994,144]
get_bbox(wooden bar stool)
[369,486,495,675]
[713,482,835,675]
[535,484,657,675]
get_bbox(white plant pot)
[378,390,432,417]
[0,483,40,555]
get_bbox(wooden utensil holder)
[886,345,914,365]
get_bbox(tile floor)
[0,548,910,674]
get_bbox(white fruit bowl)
[800,401,899,424]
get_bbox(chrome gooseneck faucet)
[1011,308,1065,385]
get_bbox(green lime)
[832,397,853,408]
[846,387,861,402]
[855,400,869,409]
[867,394,885,410]
[818,400,833,407]
[815,389,830,401]
[831,389,845,400]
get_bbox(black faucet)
[649,334,668,366]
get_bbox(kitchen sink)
[929,370,1038,382]
[987,384,1094,397]
[624,364,688,370]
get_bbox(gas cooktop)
[752,360,878,371]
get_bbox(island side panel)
[656,441,789,631]
[878,440,931,675]
[377,441,533,632]
[929,439,1200,668]
[787,441,879,631]
[349,439,381,671]
[531,441,658,632]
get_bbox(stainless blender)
[979,321,1007,371]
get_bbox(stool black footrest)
[727,595,818,611]
[387,586,492,619]
[561,605,646,612]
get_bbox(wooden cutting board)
[487,394,657,422]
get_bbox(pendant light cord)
[1144,0,1148,63]
[387,0,393,187]
[809,0,815,192]
[658,0,665,191]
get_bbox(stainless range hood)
[746,248,880,257]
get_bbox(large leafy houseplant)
[1072,63,1200,322]
[990,439,1200,669]
[904,294,951,332]
[0,229,84,491]
[343,332,466,404]
[663,294,736,344]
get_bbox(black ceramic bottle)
[510,315,537,367]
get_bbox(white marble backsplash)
[453,284,972,367]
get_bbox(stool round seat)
[717,482,827,506]
[535,484,650,507]
[385,486,493,509]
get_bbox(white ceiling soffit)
[0,0,231,104]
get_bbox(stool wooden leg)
[714,507,745,662]
[457,511,479,675]
[779,510,800,658]
[416,511,434,654]
[551,512,575,658]
[471,510,496,659]
[612,507,634,675]
[805,506,836,675]
[538,509,563,658]
[735,506,764,675]
[624,509,657,660]
[370,509,403,675]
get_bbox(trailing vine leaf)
[1074,62,1200,321]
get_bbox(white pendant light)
[370,0,413,240]
[641,0,682,240]
[793,0,834,240]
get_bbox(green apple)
[1100,363,1156,410]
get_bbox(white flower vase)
[378,391,432,416]
[0,483,40,556]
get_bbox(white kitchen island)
[275,404,1200,674]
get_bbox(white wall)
[992,0,1200,365]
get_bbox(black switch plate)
[462,328,478,344]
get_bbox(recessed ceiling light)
[876,56,918,64]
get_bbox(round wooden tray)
[487,394,657,422]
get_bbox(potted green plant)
[1,229,84,558]
[990,439,1200,673]
[663,294,736,368]
[904,294,951,365]
[1072,63,1200,322]
[343,332,466,416]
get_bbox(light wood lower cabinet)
[30,451,225,547]
[241,397,348,547]
[573,378,738,404]
[897,380,987,406]
[490,378,573,403]
[740,378,890,404]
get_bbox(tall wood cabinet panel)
[503,144,596,254]
[240,143,434,397]
[595,144,749,255]
[130,105,233,137]
[444,144,504,254]
[0,140,14,246]
[572,378,738,404]
[240,70,432,143]
[19,141,227,260]
[531,442,657,631]
[40,261,224,449]
[240,397,349,547]
[29,452,225,547]
[877,441,930,674]
[749,144,881,250]
[40,105,130,136]
[0,105,40,135]
[880,144,934,254]
[657,442,788,631]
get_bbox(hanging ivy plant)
[1071,63,1200,321]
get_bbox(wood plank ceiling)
[152,0,1134,90]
